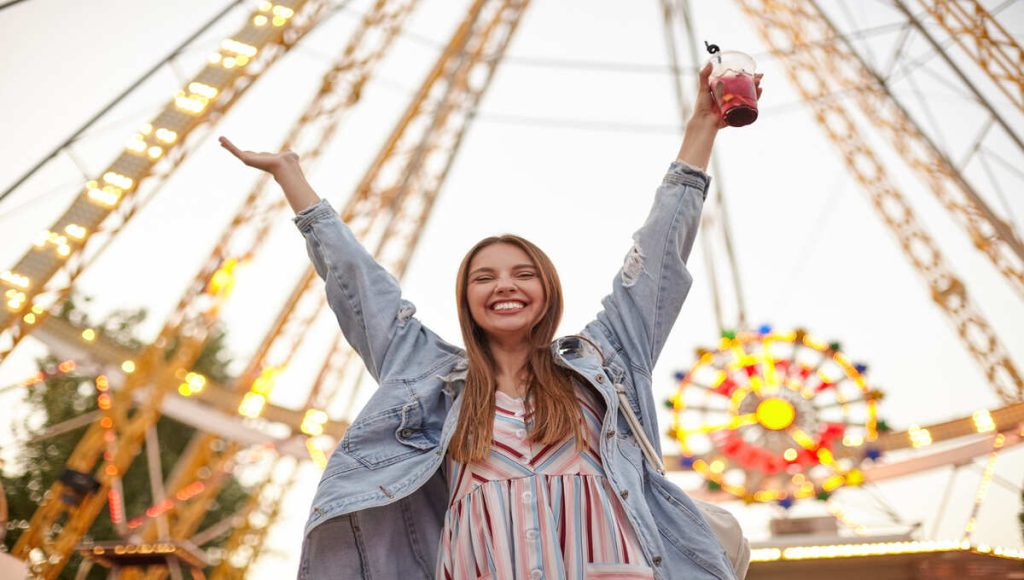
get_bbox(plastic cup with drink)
[706,42,758,127]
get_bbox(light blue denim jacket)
[293,162,739,580]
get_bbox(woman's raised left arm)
[585,64,761,374]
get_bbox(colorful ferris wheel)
[669,326,884,505]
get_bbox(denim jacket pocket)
[615,416,646,477]
[342,400,435,468]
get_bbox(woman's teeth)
[493,301,525,311]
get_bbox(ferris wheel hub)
[755,398,796,430]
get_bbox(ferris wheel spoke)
[759,350,782,392]
[726,344,764,395]
[790,426,845,471]
[814,397,862,411]
[748,428,769,449]
[685,381,738,400]
[823,418,867,428]
[745,470,766,494]
[799,352,830,391]
[678,404,732,414]
[827,375,863,399]
[683,413,758,435]
[788,427,818,451]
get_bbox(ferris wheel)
[669,326,883,504]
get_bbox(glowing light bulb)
[908,425,932,448]
[238,392,267,418]
[64,224,87,240]
[154,128,178,144]
[972,409,995,433]
[1,270,30,289]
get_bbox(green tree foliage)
[1,295,248,578]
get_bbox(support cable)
[677,0,750,331]
[657,0,725,333]
[331,0,910,77]
[675,0,750,331]
[967,461,1022,495]
[0,0,30,12]
[863,482,907,525]
[962,438,1003,541]
[810,0,1024,295]
[891,0,1024,158]
[144,424,171,541]
[928,464,961,538]
[736,0,1023,403]
[908,0,1024,114]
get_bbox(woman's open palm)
[219,136,297,174]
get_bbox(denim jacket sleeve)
[293,199,456,383]
[585,161,709,376]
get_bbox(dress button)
[522,490,534,503]
[515,428,527,439]
[620,489,629,499]
[398,428,413,438]
[529,570,543,579]
[605,429,616,439]
[652,556,663,566]
[595,374,605,383]
[525,528,540,541]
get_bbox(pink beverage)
[709,51,758,127]
[712,73,758,126]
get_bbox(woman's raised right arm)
[219,137,460,383]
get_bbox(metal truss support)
[734,0,1022,403]
[0,0,332,364]
[909,0,1024,113]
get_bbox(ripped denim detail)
[622,238,646,287]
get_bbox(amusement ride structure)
[0,0,1022,577]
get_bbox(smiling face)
[450,236,575,464]
[465,242,546,343]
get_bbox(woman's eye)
[517,272,536,278]
[474,276,493,282]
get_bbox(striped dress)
[436,383,654,580]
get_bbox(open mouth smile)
[490,300,526,313]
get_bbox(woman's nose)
[494,276,517,292]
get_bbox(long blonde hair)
[448,235,585,464]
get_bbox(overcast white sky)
[1,0,1023,576]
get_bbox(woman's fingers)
[699,62,712,88]
[219,136,264,168]
[219,136,246,159]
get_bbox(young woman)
[221,62,759,579]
